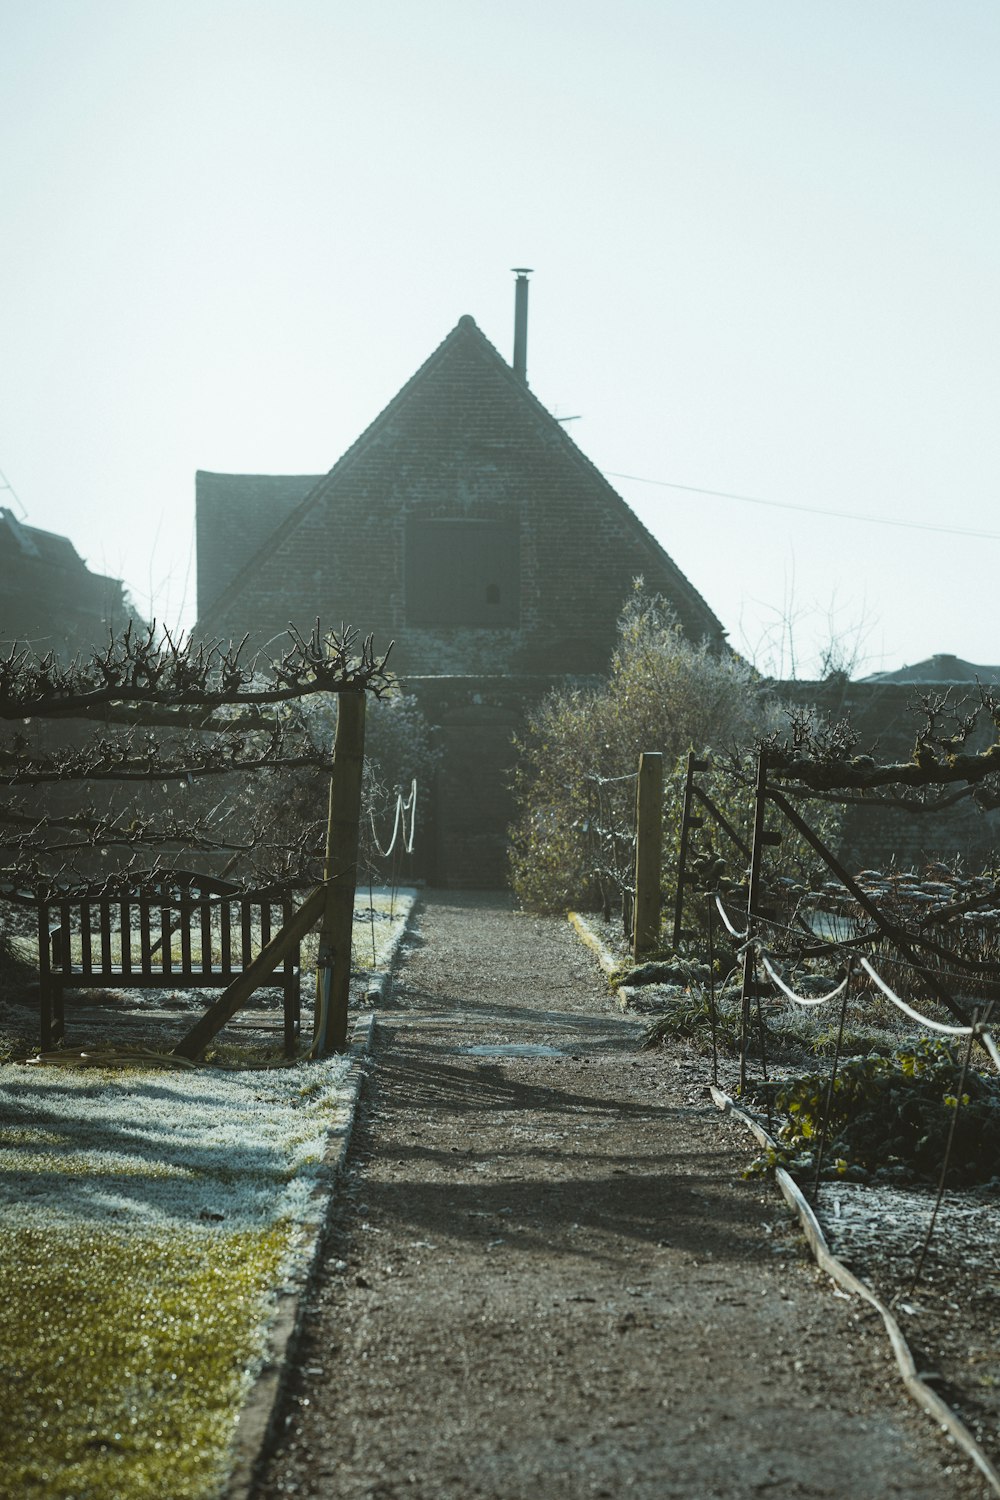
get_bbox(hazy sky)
[1,0,998,678]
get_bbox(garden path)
[252,891,989,1500]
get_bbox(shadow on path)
[253,890,991,1500]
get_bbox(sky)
[1,0,998,680]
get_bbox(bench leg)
[283,969,300,1058]
[39,979,65,1049]
[40,977,52,1050]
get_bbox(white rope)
[369,779,418,859]
[857,959,1000,1072]
[751,948,1000,1075]
[758,951,850,1007]
[402,779,417,855]
[714,892,748,941]
[857,956,981,1037]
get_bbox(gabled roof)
[196,472,321,617]
[860,654,1000,685]
[196,315,724,649]
[0,508,131,652]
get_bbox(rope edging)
[711,1085,1000,1496]
[757,951,850,1007]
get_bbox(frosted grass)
[0,1057,352,1230]
[0,885,416,1497]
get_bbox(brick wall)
[778,678,1000,872]
[403,675,561,888]
[201,318,721,678]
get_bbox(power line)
[0,466,28,520]
[603,470,1000,542]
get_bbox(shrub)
[509,585,828,928]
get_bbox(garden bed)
[571,909,1000,1480]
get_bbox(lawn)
[0,887,416,1499]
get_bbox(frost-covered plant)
[509,585,824,925]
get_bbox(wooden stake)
[313,690,367,1056]
[633,751,663,960]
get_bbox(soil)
[599,912,1000,1474]
[251,891,994,1500]
[816,1181,1000,1468]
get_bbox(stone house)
[0,507,131,656]
[195,287,724,884]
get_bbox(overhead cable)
[604,471,1000,542]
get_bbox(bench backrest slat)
[80,901,92,978]
[120,899,132,977]
[159,899,172,976]
[200,896,213,977]
[37,903,51,987]
[180,888,192,974]
[139,901,152,974]
[220,898,232,976]
[58,901,71,968]
[98,900,113,978]
[241,899,253,967]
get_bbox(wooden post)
[739,748,769,1096]
[313,690,367,1056]
[632,751,663,960]
[672,751,708,951]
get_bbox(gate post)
[313,690,367,1056]
[633,751,663,960]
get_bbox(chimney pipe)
[511,267,532,382]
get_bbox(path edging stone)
[567,912,633,1011]
[712,1085,1000,1496]
[223,1009,377,1500]
[363,887,420,1005]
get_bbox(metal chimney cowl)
[511,268,532,382]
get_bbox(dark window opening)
[406,519,518,626]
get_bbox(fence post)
[739,747,770,1095]
[672,751,708,950]
[313,690,367,1056]
[633,751,663,960]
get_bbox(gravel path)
[253,892,991,1500]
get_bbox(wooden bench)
[35,874,302,1055]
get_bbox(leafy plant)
[747,1037,1000,1186]
[642,993,743,1055]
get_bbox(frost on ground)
[0,1054,354,1498]
[0,1058,353,1229]
[815,1179,1000,1463]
